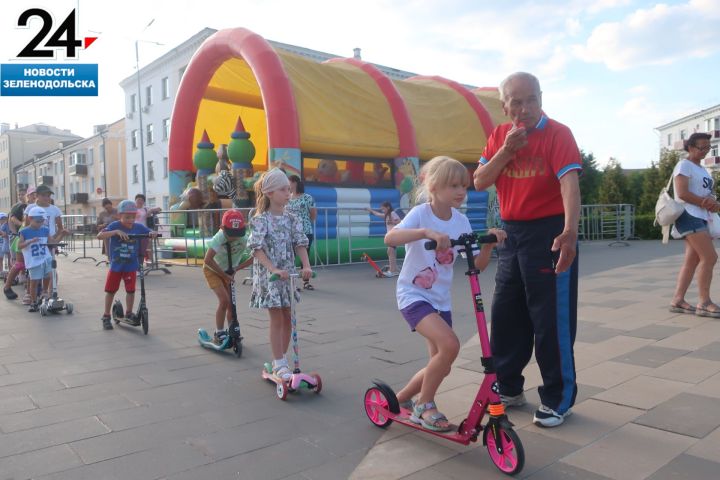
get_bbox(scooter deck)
[197,329,231,351]
[385,407,472,443]
[261,366,320,392]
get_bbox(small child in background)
[0,213,11,275]
[202,209,253,345]
[97,200,157,330]
[18,207,68,312]
[248,169,312,381]
[367,201,402,275]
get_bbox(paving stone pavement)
[1,240,720,479]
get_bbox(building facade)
[0,123,80,211]
[13,119,127,219]
[656,104,720,169]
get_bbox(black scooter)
[112,233,151,334]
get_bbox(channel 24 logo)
[15,8,97,59]
[1,7,98,96]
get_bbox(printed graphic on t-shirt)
[502,156,548,179]
[413,266,438,289]
[113,241,136,264]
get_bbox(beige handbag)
[654,174,685,244]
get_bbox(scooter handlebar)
[125,233,152,239]
[269,271,317,282]
[41,242,68,248]
[424,233,498,250]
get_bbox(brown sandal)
[669,301,696,314]
[696,302,720,318]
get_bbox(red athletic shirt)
[479,115,581,221]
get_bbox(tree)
[598,157,627,204]
[625,171,644,210]
[579,150,602,204]
[639,162,662,214]
[658,148,681,181]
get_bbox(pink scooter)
[364,233,525,475]
[262,272,321,400]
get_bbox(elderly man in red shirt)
[474,72,581,428]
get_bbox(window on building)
[163,156,168,178]
[131,130,138,150]
[132,165,139,184]
[59,185,64,200]
[130,94,136,113]
[90,177,95,191]
[162,118,170,141]
[148,197,157,208]
[147,160,155,181]
[302,155,394,188]
[163,195,169,211]
[146,85,153,106]
[88,147,94,165]
[100,176,105,191]
[146,124,154,145]
[715,117,720,131]
[667,133,672,147]
[161,77,169,100]
[712,145,719,157]
[680,129,687,140]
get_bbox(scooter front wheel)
[311,373,322,394]
[140,308,149,335]
[276,381,288,401]
[364,387,392,428]
[233,339,243,358]
[65,302,73,315]
[484,425,524,475]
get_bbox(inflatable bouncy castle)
[168,28,505,262]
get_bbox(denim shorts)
[400,301,452,332]
[27,257,52,280]
[674,210,708,237]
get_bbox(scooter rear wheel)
[112,301,123,324]
[484,425,524,475]
[65,302,73,315]
[233,340,242,358]
[311,373,322,394]
[364,387,392,428]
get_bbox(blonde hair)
[253,171,271,216]
[415,156,469,203]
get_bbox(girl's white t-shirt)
[24,203,63,236]
[395,202,472,311]
[673,159,714,220]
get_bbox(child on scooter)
[247,169,312,381]
[203,209,253,345]
[97,200,157,330]
[19,206,68,312]
[385,156,506,432]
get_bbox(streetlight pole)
[135,39,147,198]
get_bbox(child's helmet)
[27,206,47,219]
[117,200,138,214]
[222,209,245,237]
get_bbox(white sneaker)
[500,392,527,408]
[533,405,572,427]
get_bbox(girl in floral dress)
[248,169,312,381]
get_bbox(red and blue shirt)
[479,115,581,221]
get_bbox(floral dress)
[248,211,309,308]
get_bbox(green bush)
[634,214,663,240]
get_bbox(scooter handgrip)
[424,240,437,250]
[477,234,498,244]
[269,271,316,282]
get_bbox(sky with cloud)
[1,0,719,168]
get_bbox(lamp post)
[134,19,162,198]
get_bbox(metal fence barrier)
[57,203,636,270]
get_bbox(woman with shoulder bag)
[670,132,720,317]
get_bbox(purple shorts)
[400,301,452,331]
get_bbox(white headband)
[261,168,290,194]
